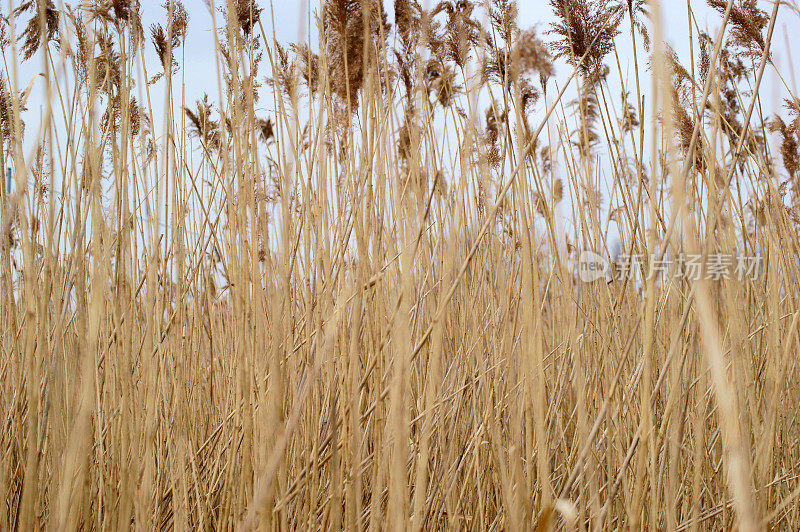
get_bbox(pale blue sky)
[165,0,800,117]
[123,0,800,123]
[9,0,799,147]
[6,0,800,237]
[2,0,797,273]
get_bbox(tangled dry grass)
[0,0,799,529]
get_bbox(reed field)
[1,0,800,529]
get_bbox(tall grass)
[0,0,799,529]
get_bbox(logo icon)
[578,250,609,283]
